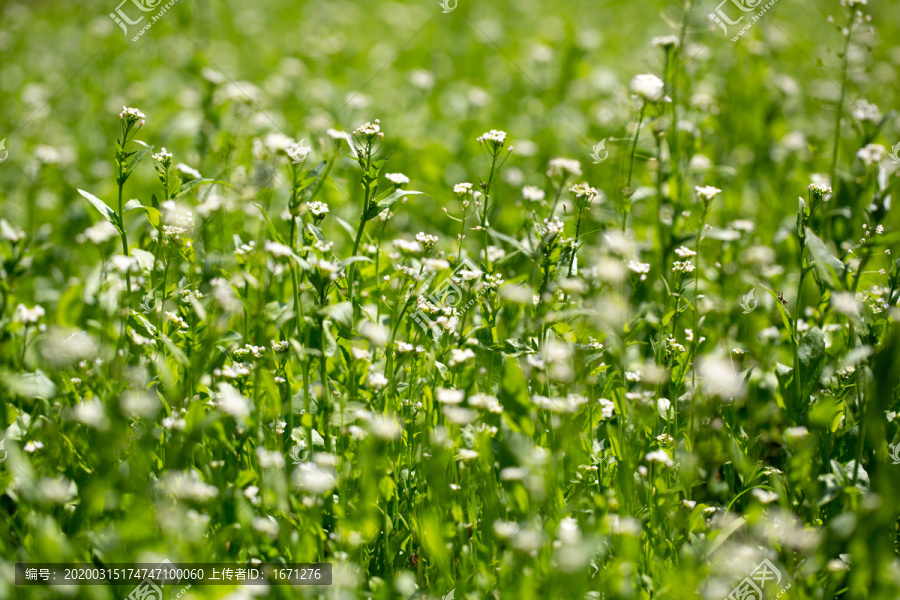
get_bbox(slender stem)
[624,104,646,231]
[830,22,852,196]
[117,177,132,295]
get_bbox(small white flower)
[547,158,582,178]
[119,106,146,125]
[152,147,173,163]
[694,185,722,202]
[751,488,779,504]
[16,304,45,323]
[449,348,476,367]
[477,129,507,146]
[367,371,388,390]
[175,163,201,180]
[24,440,44,453]
[856,143,886,167]
[522,185,546,202]
[454,182,473,195]
[630,74,666,102]
[385,172,410,185]
[436,387,465,405]
[651,35,680,49]
[645,449,674,467]
[264,241,293,258]
[353,119,383,138]
[307,201,329,217]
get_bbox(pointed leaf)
[77,189,121,232]
[174,178,227,199]
[805,227,849,289]
[364,189,423,221]
[125,144,155,175]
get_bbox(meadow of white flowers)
[2,0,900,599]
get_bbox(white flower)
[449,348,476,367]
[16,304,45,323]
[307,201,329,217]
[752,488,779,504]
[118,106,146,125]
[265,241,293,258]
[477,129,507,146]
[651,35,680,49]
[175,163,201,180]
[453,182,473,195]
[672,261,695,273]
[353,119,383,138]
[436,387,465,405]
[76,220,119,245]
[857,143,886,167]
[569,182,598,200]
[292,462,337,495]
[24,440,44,453]
[630,74,666,102]
[216,382,251,419]
[852,99,880,122]
[367,371,388,389]
[547,158,582,178]
[522,185,546,202]
[627,261,651,281]
[152,147,173,163]
[458,448,479,461]
[831,292,859,316]
[674,245,696,258]
[469,393,503,414]
[392,238,424,255]
[694,185,722,202]
[369,415,401,440]
[645,449,674,467]
[161,416,186,430]
[350,347,371,362]
[287,140,311,163]
[255,446,285,469]
[785,426,809,441]
[386,172,409,185]
[70,400,110,430]
[598,398,615,419]
[698,356,745,400]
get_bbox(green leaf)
[77,189,121,232]
[798,327,827,401]
[125,144,155,176]
[364,189,423,221]
[174,178,226,199]
[498,357,533,434]
[123,199,144,211]
[319,302,353,330]
[805,227,849,289]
